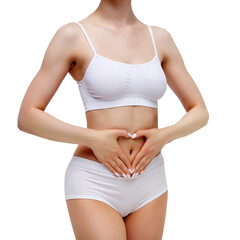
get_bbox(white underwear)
[64,152,168,218]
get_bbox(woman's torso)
[73,107,158,165]
[68,19,165,165]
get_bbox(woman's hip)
[64,152,167,199]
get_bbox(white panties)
[64,152,168,218]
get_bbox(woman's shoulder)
[149,24,173,42]
[54,21,83,39]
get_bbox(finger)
[103,161,121,178]
[108,159,124,176]
[135,155,148,174]
[133,129,147,139]
[118,151,132,173]
[131,150,145,171]
[116,129,131,139]
[114,157,131,177]
[110,158,130,178]
[137,157,152,174]
[114,148,131,174]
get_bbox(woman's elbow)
[17,110,27,131]
[201,107,210,126]
[17,108,34,132]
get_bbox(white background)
[1,0,239,239]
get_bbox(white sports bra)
[75,21,167,113]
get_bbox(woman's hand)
[130,127,172,175]
[88,129,133,178]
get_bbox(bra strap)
[147,25,157,56]
[75,22,97,55]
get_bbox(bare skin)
[67,13,169,239]
[17,0,209,239]
[70,21,163,167]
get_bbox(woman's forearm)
[163,105,209,144]
[17,107,96,147]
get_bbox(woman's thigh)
[123,190,168,240]
[66,198,127,240]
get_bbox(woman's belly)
[73,106,158,166]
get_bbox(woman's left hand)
[130,127,172,175]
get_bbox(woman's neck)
[93,0,137,27]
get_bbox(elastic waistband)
[69,152,164,172]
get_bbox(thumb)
[116,129,131,139]
[132,129,147,139]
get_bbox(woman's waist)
[86,107,158,135]
[74,138,145,164]
[74,117,158,163]
[73,129,148,165]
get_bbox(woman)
[17,0,209,239]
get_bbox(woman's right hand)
[88,129,133,178]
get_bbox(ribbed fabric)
[75,22,167,113]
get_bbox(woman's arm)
[164,105,209,144]
[17,22,95,147]
[158,27,209,144]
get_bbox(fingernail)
[127,174,131,178]
[140,170,144,175]
[122,173,127,178]
[132,173,136,178]
[115,172,120,177]
[136,173,139,177]
[129,168,134,174]
[131,133,137,139]
[128,132,132,138]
